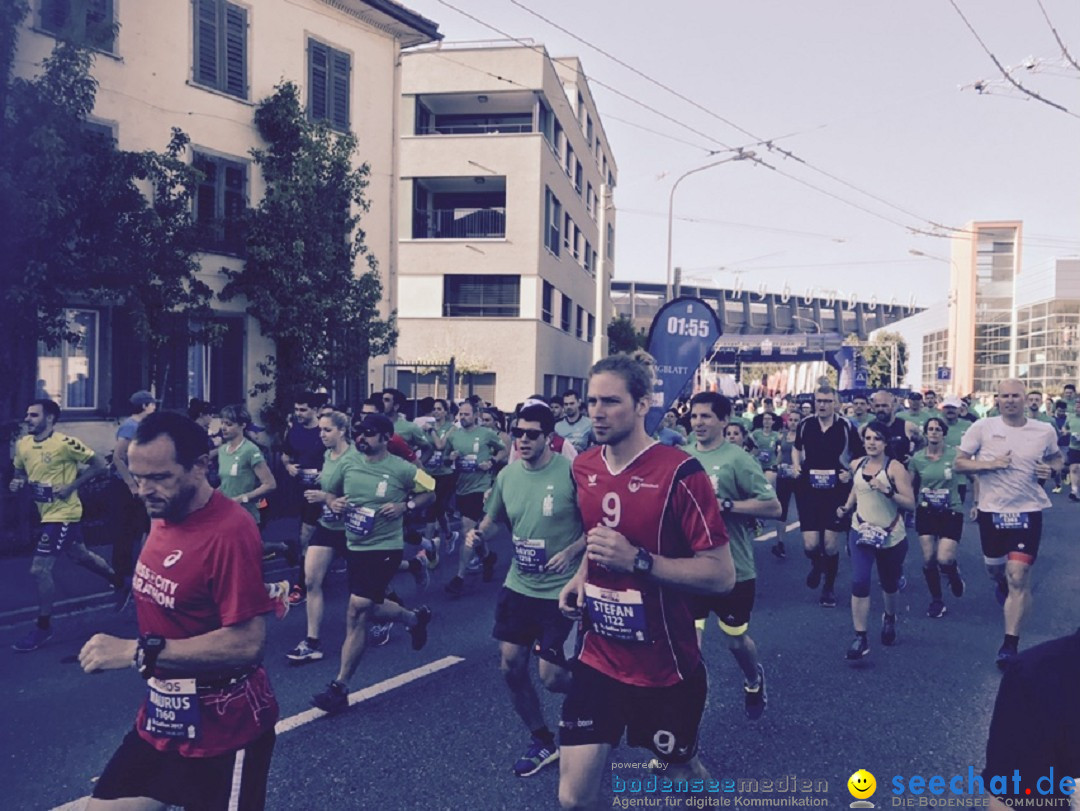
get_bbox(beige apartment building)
[392,44,617,409]
[16,0,439,449]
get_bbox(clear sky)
[399,0,1080,309]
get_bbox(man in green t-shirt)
[382,387,431,456]
[444,400,507,596]
[311,414,436,715]
[1065,398,1080,502]
[466,403,584,778]
[851,394,874,428]
[686,392,781,721]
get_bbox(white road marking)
[755,521,800,542]
[49,655,466,811]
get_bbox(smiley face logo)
[848,769,876,799]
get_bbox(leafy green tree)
[845,332,908,389]
[607,314,647,354]
[222,82,395,436]
[1,11,211,427]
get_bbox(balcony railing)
[417,122,532,135]
[413,207,506,239]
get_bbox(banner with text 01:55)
[644,297,722,436]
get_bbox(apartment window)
[587,313,595,342]
[573,225,582,262]
[544,188,561,256]
[41,0,115,52]
[542,281,554,324]
[444,275,520,318]
[412,178,506,239]
[192,0,247,99]
[574,161,583,195]
[554,120,564,159]
[193,151,247,255]
[584,241,593,273]
[308,39,351,131]
[607,223,615,260]
[544,374,556,399]
[586,115,593,147]
[37,309,98,410]
[586,183,595,216]
[577,92,585,121]
[188,317,245,405]
[576,305,584,339]
[563,212,573,254]
[561,295,573,332]
[538,100,554,148]
[565,146,575,180]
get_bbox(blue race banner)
[644,297,723,435]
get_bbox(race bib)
[457,454,478,472]
[584,583,649,643]
[810,469,838,489]
[992,512,1030,531]
[345,506,377,537]
[512,537,547,574]
[923,489,950,510]
[144,678,200,740]
[756,450,772,464]
[29,481,54,503]
[300,468,319,487]
[320,503,341,524]
[778,463,796,480]
[425,451,444,470]
[853,522,889,548]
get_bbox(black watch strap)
[136,634,166,680]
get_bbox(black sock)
[822,553,840,589]
[305,637,320,648]
[37,616,51,630]
[883,612,896,621]
[1003,634,1019,649]
[531,726,555,746]
[804,548,820,568]
[855,630,867,639]
[923,562,942,600]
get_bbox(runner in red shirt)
[78,412,278,810]
[557,354,735,810]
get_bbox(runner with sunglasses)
[466,404,585,777]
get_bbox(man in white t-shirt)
[955,379,1062,669]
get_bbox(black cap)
[356,413,393,436]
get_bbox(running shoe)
[996,643,1018,670]
[1052,485,1063,494]
[288,584,306,607]
[12,626,53,653]
[445,575,464,597]
[445,530,459,555]
[481,551,498,583]
[1070,493,1079,502]
[743,663,767,720]
[770,542,786,560]
[409,557,430,589]
[466,555,483,573]
[819,589,837,608]
[286,638,324,663]
[881,613,897,646]
[368,622,392,647]
[312,680,349,714]
[408,606,432,651]
[845,635,869,660]
[927,600,947,619]
[513,739,559,777]
[266,580,291,620]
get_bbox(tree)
[222,82,395,436]
[848,331,908,389]
[0,10,211,428]
[607,315,647,355]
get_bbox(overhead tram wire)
[1035,0,1080,74]
[504,0,965,236]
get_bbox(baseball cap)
[942,395,963,409]
[356,413,393,436]
[908,391,923,401]
[129,390,159,408]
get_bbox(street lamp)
[666,150,755,301]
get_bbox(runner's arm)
[56,454,108,501]
[953,450,1010,473]
[113,436,136,491]
[236,461,276,503]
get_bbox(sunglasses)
[353,427,381,438]
[511,428,545,440]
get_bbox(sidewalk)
[0,517,300,627]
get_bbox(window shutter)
[195,0,219,88]
[40,0,67,33]
[224,3,246,98]
[309,40,328,122]
[330,48,350,131]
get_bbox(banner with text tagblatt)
[644,296,722,436]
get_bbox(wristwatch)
[240,494,249,504]
[633,547,654,576]
[135,634,166,679]
[721,498,734,512]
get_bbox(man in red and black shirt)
[79,412,278,810]
[557,354,735,810]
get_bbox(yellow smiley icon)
[848,769,876,799]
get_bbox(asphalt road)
[3,494,1079,811]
